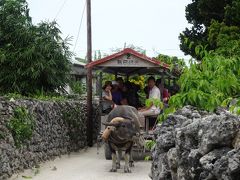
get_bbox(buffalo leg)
[129,149,134,167]
[124,145,133,173]
[109,144,117,172]
[124,153,131,173]
[111,152,117,172]
[116,150,122,169]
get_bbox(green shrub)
[8,107,35,147]
[69,81,86,95]
[3,91,67,101]
[169,53,240,112]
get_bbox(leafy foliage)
[3,91,67,101]
[145,98,164,110]
[129,75,145,90]
[145,140,156,150]
[69,80,86,95]
[224,0,240,26]
[208,21,240,57]
[155,0,240,125]
[144,155,152,161]
[156,54,187,77]
[168,52,240,112]
[7,106,35,147]
[154,0,239,122]
[31,90,67,101]
[101,73,115,84]
[0,0,72,95]
[3,93,23,100]
[144,140,156,161]
[158,106,176,123]
[156,54,186,70]
[222,98,240,115]
[180,0,240,59]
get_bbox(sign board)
[99,54,159,68]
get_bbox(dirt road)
[10,145,151,180]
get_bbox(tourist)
[111,80,122,105]
[138,76,161,128]
[102,81,114,114]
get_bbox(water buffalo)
[103,105,141,173]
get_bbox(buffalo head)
[103,119,137,141]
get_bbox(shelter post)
[86,0,93,147]
[161,73,165,87]
[99,72,103,97]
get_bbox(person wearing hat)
[102,81,114,114]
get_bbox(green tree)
[156,54,186,76]
[0,0,72,95]
[224,0,240,26]
[208,21,240,57]
[179,0,239,59]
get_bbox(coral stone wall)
[151,106,240,180]
[0,97,100,180]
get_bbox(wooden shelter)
[86,48,172,77]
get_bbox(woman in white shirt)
[138,76,161,128]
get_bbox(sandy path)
[10,145,151,180]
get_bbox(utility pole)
[86,0,93,147]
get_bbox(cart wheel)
[104,143,112,160]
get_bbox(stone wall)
[151,106,240,180]
[0,97,100,180]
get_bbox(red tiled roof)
[85,48,170,69]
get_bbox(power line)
[73,1,87,53]
[55,0,69,19]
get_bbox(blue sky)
[28,0,192,59]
